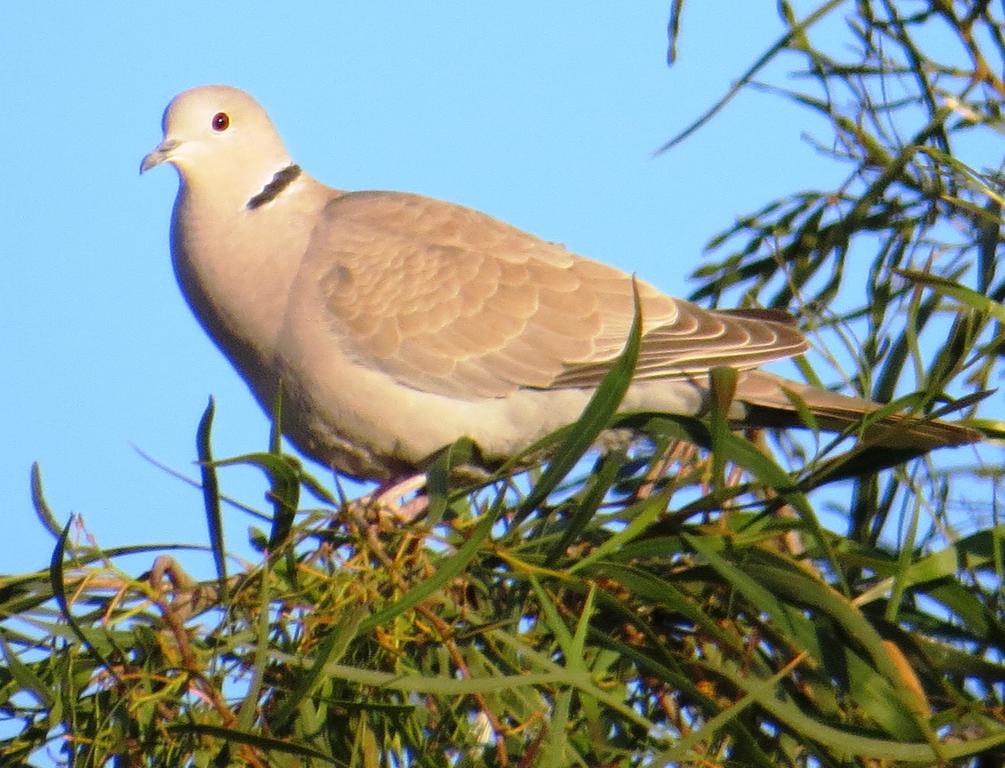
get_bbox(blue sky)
[2,3,949,574]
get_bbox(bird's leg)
[358,473,429,524]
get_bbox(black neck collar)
[246,164,302,210]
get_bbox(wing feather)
[307,191,808,399]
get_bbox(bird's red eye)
[211,112,230,132]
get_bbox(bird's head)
[141,85,294,204]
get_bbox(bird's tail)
[734,370,980,450]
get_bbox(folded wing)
[308,191,808,399]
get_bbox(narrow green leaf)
[269,378,284,454]
[29,463,62,540]
[885,489,923,623]
[708,366,738,492]
[568,491,668,574]
[213,451,300,550]
[709,657,941,763]
[841,640,926,738]
[424,436,477,527]
[591,560,746,654]
[196,397,227,600]
[357,492,502,634]
[168,722,346,765]
[656,0,844,153]
[544,688,573,768]
[49,518,116,674]
[544,448,623,565]
[894,268,1005,323]
[237,567,272,731]
[907,525,1005,583]
[655,653,795,763]
[529,575,574,653]
[747,561,941,748]
[684,533,811,643]
[485,630,654,731]
[514,279,643,523]
[914,145,1005,206]
[569,582,595,662]
[321,665,583,694]
[702,427,846,592]
[0,636,55,708]
[270,606,369,730]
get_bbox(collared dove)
[141,85,978,481]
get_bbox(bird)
[141,85,978,482]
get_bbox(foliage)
[3,2,1005,766]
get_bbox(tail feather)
[734,371,980,450]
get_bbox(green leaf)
[29,463,62,540]
[168,722,346,765]
[357,492,502,634]
[237,560,273,732]
[196,397,227,600]
[894,267,1005,323]
[0,635,54,708]
[545,449,626,566]
[514,278,643,523]
[213,451,301,551]
[49,518,117,674]
[270,606,369,730]
[424,436,477,527]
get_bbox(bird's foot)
[359,473,429,524]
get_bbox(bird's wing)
[304,191,808,399]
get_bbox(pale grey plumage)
[142,85,978,481]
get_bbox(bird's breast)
[168,184,322,415]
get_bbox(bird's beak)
[140,138,181,175]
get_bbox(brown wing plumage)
[309,191,808,399]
